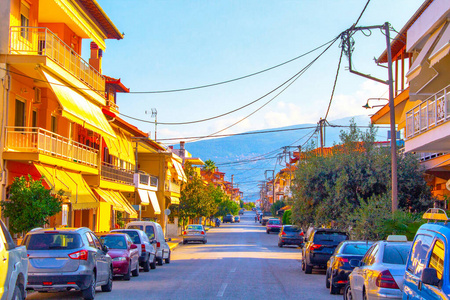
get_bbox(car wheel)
[101,267,113,292]
[266,230,270,234]
[325,270,331,288]
[150,255,157,269]
[11,284,22,300]
[165,251,171,264]
[362,288,368,300]
[183,240,187,245]
[343,283,352,300]
[82,274,96,300]
[157,257,163,266]
[329,275,339,294]
[123,264,131,281]
[132,261,140,277]
[278,242,283,248]
[305,263,313,274]
[301,259,305,271]
[203,240,207,244]
[143,256,151,272]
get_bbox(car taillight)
[337,257,349,263]
[376,270,399,289]
[68,250,88,260]
[201,231,205,235]
[141,244,146,253]
[310,244,322,251]
[156,242,160,248]
[183,231,187,235]
[281,231,286,235]
[300,232,304,236]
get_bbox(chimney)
[89,42,102,73]
[179,141,185,158]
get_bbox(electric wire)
[126,38,338,94]
[324,47,344,121]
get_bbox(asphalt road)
[27,212,340,300]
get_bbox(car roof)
[112,229,144,234]
[27,227,88,234]
[314,228,347,234]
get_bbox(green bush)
[282,210,292,225]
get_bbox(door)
[420,238,446,300]
[352,244,378,300]
[90,233,108,283]
[0,220,16,299]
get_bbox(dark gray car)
[23,227,113,300]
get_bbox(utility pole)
[319,118,325,155]
[342,22,397,212]
[231,174,234,203]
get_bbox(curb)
[168,239,182,251]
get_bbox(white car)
[0,220,28,300]
[344,235,412,300]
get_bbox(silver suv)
[23,227,113,300]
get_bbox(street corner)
[168,237,183,250]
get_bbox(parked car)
[97,233,139,280]
[124,221,171,266]
[345,235,411,300]
[403,208,450,300]
[266,218,282,234]
[302,228,349,274]
[278,225,304,248]
[111,228,156,271]
[261,212,273,226]
[239,209,244,215]
[223,214,234,223]
[23,227,113,300]
[0,219,28,300]
[182,224,207,244]
[325,240,373,294]
[234,216,240,223]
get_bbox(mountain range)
[175,115,389,201]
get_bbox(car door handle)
[2,257,6,261]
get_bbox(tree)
[203,159,216,172]
[291,119,434,234]
[271,200,286,217]
[217,200,240,217]
[1,175,62,234]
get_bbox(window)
[51,115,57,133]
[429,239,445,280]
[26,233,82,250]
[20,2,30,39]
[407,234,433,277]
[15,99,25,128]
[32,109,37,131]
[85,232,95,248]
[383,244,411,265]
[90,233,102,250]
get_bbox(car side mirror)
[130,244,138,249]
[349,259,360,268]
[102,245,109,253]
[422,268,440,286]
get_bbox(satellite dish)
[446,179,450,191]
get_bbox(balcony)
[165,181,180,194]
[4,127,98,167]
[9,27,105,96]
[405,85,450,152]
[101,162,134,185]
[134,172,158,191]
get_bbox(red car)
[266,218,282,234]
[98,233,140,280]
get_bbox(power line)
[324,47,344,121]
[125,38,337,94]
[186,36,341,143]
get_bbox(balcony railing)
[9,26,105,96]
[165,181,180,194]
[135,172,158,188]
[101,162,134,185]
[406,85,450,139]
[5,127,98,167]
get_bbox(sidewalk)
[167,237,182,251]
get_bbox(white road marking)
[217,283,228,297]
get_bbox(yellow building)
[0,0,140,231]
[371,0,450,205]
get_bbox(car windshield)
[127,225,143,231]
[145,226,155,240]
[263,212,272,216]
[383,244,411,265]
[114,230,141,244]
[25,233,82,250]
[314,231,348,243]
[342,243,372,255]
[268,220,280,225]
[100,235,127,249]
[187,225,203,231]
[284,226,302,232]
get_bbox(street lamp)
[362,98,389,109]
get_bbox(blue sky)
[92,0,423,146]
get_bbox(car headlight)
[112,257,127,261]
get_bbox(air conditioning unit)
[33,87,41,103]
